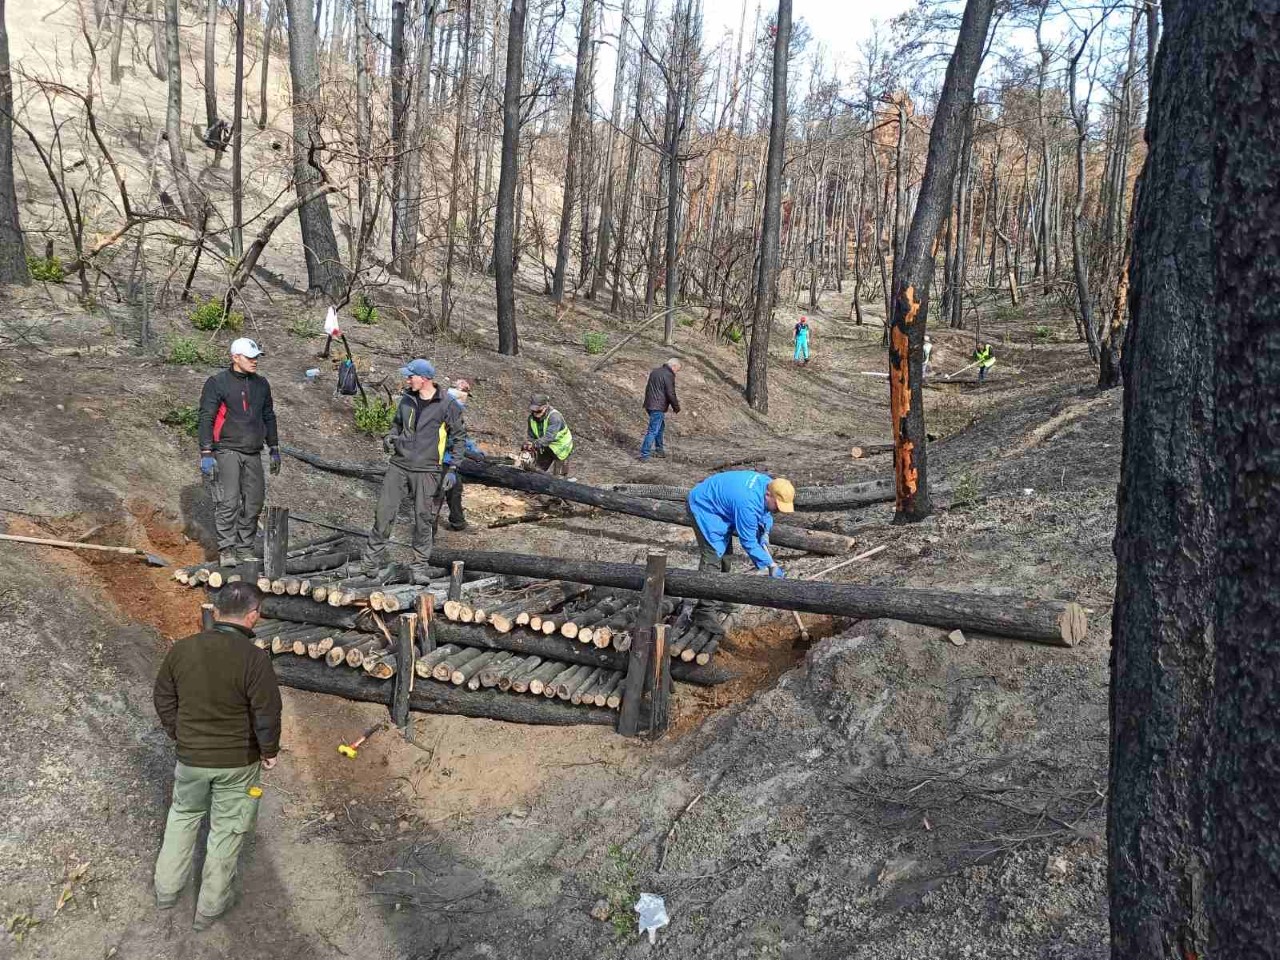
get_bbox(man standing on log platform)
[153,582,280,931]
[640,358,682,462]
[686,471,794,634]
[198,338,280,567]
[363,359,466,580]
[523,393,574,477]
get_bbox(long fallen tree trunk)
[607,478,897,511]
[270,655,616,726]
[255,593,733,684]
[420,549,1087,646]
[280,445,851,554]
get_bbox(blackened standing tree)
[1110,1,1280,956]
[610,0,656,314]
[550,0,595,304]
[0,0,27,284]
[283,0,345,297]
[149,0,168,80]
[258,0,278,129]
[388,0,410,272]
[493,0,525,355]
[441,0,473,327]
[205,0,224,164]
[231,0,246,257]
[590,0,630,300]
[886,0,994,522]
[352,0,374,271]
[165,0,204,221]
[744,0,792,414]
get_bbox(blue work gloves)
[442,469,458,492]
[269,448,281,476]
[769,565,787,580]
[199,454,217,479]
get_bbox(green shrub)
[165,335,222,366]
[600,843,639,940]
[289,314,323,338]
[725,324,744,344]
[352,294,379,325]
[1034,324,1052,342]
[583,330,608,355]
[190,298,244,333]
[678,314,695,328]
[354,396,396,436]
[158,403,200,437]
[994,303,1025,324]
[27,254,65,282]
[951,473,979,509]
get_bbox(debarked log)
[270,655,617,726]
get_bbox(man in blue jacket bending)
[686,470,795,633]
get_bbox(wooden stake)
[263,506,289,580]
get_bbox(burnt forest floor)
[0,274,1118,959]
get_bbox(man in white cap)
[198,338,280,567]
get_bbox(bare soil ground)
[1,265,1118,959]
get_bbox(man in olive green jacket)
[153,582,281,930]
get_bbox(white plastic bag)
[634,892,669,944]
[324,305,341,338]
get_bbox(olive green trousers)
[153,761,261,918]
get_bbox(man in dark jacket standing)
[153,582,281,930]
[363,358,467,579]
[640,358,682,462]
[198,338,280,567]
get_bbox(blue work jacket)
[687,471,775,570]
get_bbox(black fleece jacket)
[198,368,279,454]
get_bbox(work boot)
[156,895,178,910]
[410,565,436,586]
[236,548,261,564]
[654,449,668,459]
[218,552,237,568]
[693,606,725,636]
[191,912,221,932]
[447,520,469,532]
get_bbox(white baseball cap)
[230,337,264,358]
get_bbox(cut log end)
[1059,603,1087,647]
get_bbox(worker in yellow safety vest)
[972,342,996,382]
[523,393,574,477]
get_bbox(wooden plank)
[648,623,671,737]
[619,551,666,737]
[392,614,417,731]
[415,593,435,654]
[448,561,464,602]
[263,507,290,580]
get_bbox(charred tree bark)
[493,0,524,355]
[590,0,629,300]
[0,0,27,285]
[1068,41,1100,363]
[231,0,246,258]
[283,0,345,298]
[1109,1,1217,955]
[388,0,410,272]
[610,0,656,314]
[149,0,168,81]
[550,0,595,304]
[744,0,791,414]
[257,0,278,129]
[440,0,473,326]
[352,0,374,273]
[165,0,203,222]
[887,0,994,523]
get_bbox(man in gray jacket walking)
[362,359,467,580]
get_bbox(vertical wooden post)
[263,506,289,580]
[618,550,666,737]
[200,603,216,630]
[415,592,435,654]
[392,613,416,732]
[648,623,671,737]
[448,560,464,602]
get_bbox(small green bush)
[354,396,396,436]
[994,303,1025,324]
[289,314,323,338]
[951,473,979,509]
[165,335,222,366]
[1034,324,1052,341]
[352,294,379,325]
[190,298,244,333]
[583,330,608,355]
[158,403,200,437]
[27,254,65,283]
[725,324,744,344]
[678,314,695,328]
[600,843,639,940]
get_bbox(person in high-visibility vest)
[972,342,996,382]
[523,393,574,477]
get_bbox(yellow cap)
[247,786,263,798]
[768,477,795,513]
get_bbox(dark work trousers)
[446,476,466,527]
[691,518,733,620]
[212,450,266,553]
[363,463,442,571]
[533,449,571,476]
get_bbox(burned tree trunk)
[744,0,791,414]
[257,0,278,129]
[149,0,168,81]
[0,0,27,285]
[283,0,345,298]
[493,0,524,356]
[886,0,994,523]
[165,0,203,222]
[550,0,595,304]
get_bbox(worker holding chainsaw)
[523,393,574,477]
[442,379,483,532]
[198,337,280,568]
[362,358,467,580]
[686,471,795,634]
[153,582,280,930]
